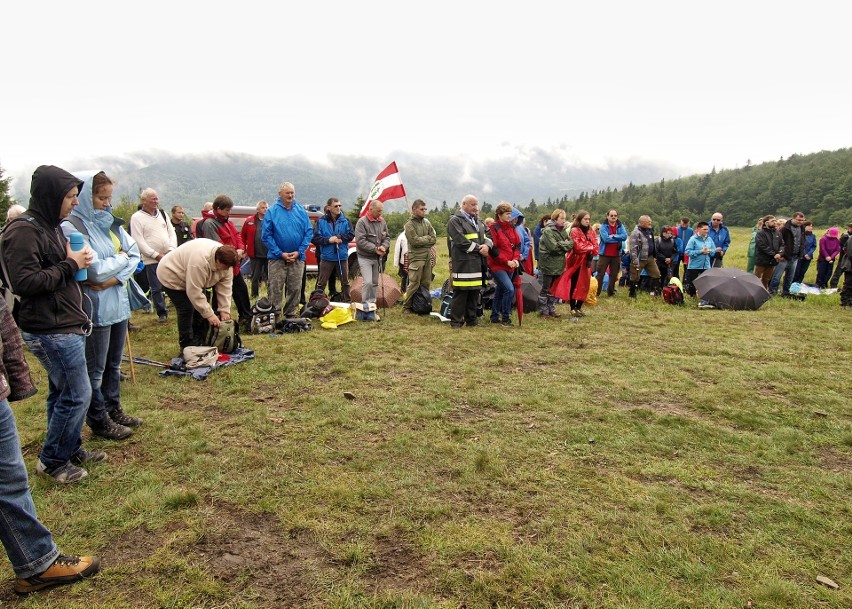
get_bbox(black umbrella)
[519,273,541,313]
[692,267,770,310]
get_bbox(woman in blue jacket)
[61,171,144,441]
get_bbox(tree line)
[3,148,850,232]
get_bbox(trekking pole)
[336,253,345,302]
[378,254,387,320]
[125,323,137,385]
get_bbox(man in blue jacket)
[707,213,730,267]
[261,182,313,318]
[596,209,628,297]
[674,217,693,279]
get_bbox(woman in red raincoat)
[562,210,598,317]
[487,203,522,326]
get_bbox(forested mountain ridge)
[2,148,849,227]
[568,148,852,227]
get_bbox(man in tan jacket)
[156,239,237,352]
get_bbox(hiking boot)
[89,418,133,440]
[127,321,142,332]
[14,554,100,595]
[490,317,501,324]
[109,408,143,428]
[35,460,87,484]
[119,370,129,382]
[157,313,168,323]
[501,319,514,326]
[70,450,106,466]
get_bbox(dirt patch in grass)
[816,446,852,474]
[194,503,327,607]
[365,534,434,595]
[615,400,702,421]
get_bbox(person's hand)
[66,242,93,269]
[478,244,489,256]
[206,314,221,328]
[237,249,245,260]
[85,277,119,291]
[377,246,387,256]
[716,247,723,254]
[220,311,231,321]
[665,258,671,264]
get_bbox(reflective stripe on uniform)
[464,233,479,240]
[453,279,484,287]
[453,272,482,280]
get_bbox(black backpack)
[249,297,277,334]
[300,290,332,318]
[410,285,433,315]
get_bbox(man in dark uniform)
[446,194,492,329]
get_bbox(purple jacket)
[818,234,841,261]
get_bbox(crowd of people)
[0,166,849,596]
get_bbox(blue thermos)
[68,232,88,281]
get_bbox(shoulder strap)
[0,216,37,302]
[64,214,89,238]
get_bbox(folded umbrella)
[692,267,770,310]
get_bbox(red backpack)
[662,284,684,305]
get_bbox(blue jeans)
[145,263,167,316]
[22,332,91,471]
[769,258,797,295]
[792,257,811,284]
[85,321,127,426]
[0,399,59,578]
[490,270,514,321]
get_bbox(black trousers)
[163,288,206,351]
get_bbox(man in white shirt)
[130,189,177,322]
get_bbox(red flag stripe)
[375,162,399,181]
[375,184,406,202]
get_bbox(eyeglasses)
[332,204,342,208]
[712,218,722,222]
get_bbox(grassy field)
[3,227,850,608]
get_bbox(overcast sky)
[2,1,849,186]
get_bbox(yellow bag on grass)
[585,277,598,306]
[320,306,355,329]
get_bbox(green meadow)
[4,227,850,609]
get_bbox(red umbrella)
[513,269,524,326]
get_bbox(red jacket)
[240,213,262,258]
[203,210,245,276]
[559,225,598,301]
[487,220,522,274]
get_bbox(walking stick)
[125,323,137,385]
[378,255,387,320]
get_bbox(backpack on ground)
[203,318,241,353]
[300,289,333,318]
[439,292,453,318]
[249,297,277,334]
[410,285,433,315]
[662,283,684,305]
[275,317,313,333]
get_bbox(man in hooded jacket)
[0,166,96,484]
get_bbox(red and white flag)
[359,162,407,217]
